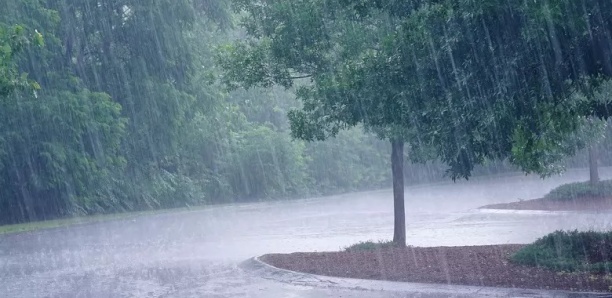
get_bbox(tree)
[0,24,39,96]
[325,0,612,180]
[0,19,127,223]
[218,0,437,245]
[584,81,612,184]
[218,0,612,245]
[0,0,226,222]
[567,80,612,184]
[392,0,612,176]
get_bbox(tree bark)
[391,140,406,246]
[589,145,600,185]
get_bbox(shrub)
[544,180,612,201]
[511,230,612,273]
[344,240,398,252]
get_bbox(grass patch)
[0,213,144,235]
[344,240,399,252]
[544,180,612,201]
[511,230,612,273]
[0,205,207,235]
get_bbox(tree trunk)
[589,145,600,185]
[391,140,406,246]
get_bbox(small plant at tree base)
[344,240,399,252]
[511,230,612,273]
[544,180,612,201]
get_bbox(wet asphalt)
[1,169,611,297]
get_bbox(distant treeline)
[0,0,389,224]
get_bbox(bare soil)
[480,197,612,211]
[261,245,612,292]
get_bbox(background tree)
[0,6,127,223]
[566,80,612,184]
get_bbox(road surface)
[1,169,611,297]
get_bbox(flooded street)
[2,169,612,297]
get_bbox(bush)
[510,230,612,273]
[544,180,612,201]
[344,240,398,252]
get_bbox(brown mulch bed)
[261,245,612,292]
[480,197,612,211]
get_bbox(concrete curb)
[240,256,611,298]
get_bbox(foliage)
[305,128,390,194]
[544,180,612,202]
[0,0,406,225]
[0,88,126,222]
[218,0,612,182]
[5,0,612,226]
[0,0,233,223]
[225,125,309,199]
[344,240,398,252]
[511,230,612,273]
[0,24,41,96]
[0,14,126,222]
[218,0,612,246]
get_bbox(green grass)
[544,180,612,201]
[511,230,612,273]
[0,212,142,235]
[344,240,399,252]
[0,205,206,235]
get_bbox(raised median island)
[481,180,612,212]
[256,181,612,293]
[260,234,612,293]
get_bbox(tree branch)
[289,74,313,79]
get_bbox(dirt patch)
[261,245,612,292]
[480,197,612,211]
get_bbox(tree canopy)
[218,0,612,245]
[219,0,612,179]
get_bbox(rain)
[1,1,612,297]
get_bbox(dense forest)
[1,0,611,226]
[0,0,394,224]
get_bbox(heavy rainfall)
[1,1,612,297]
